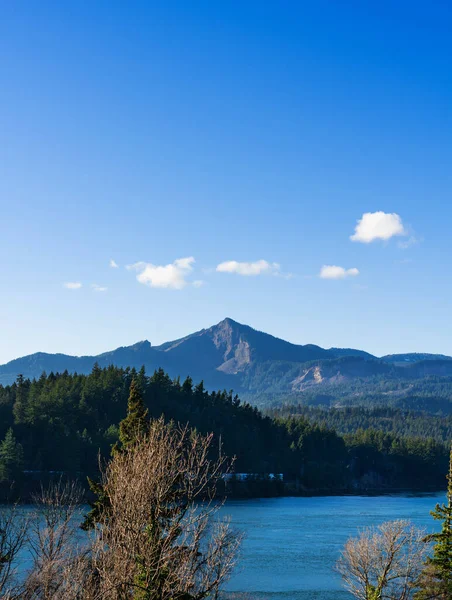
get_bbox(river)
[221,493,445,600]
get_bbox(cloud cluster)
[127,257,195,289]
[64,281,108,292]
[350,211,406,243]
[63,282,82,290]
[216,260,280,276]
[67,210,419,294]
[319,265,359,280]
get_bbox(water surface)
[221,493,445,600]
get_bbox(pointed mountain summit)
[0,318,333,387]
[155,317,331,375]
[2,319,452,399]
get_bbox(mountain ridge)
[2,319,452,400]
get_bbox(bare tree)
[336,520,429,600]
[15,419,241,599]
[23,479,88,600]
[0,503,28,599]
[90,417,242,600]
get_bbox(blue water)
[9,493,445,599]
[220,493,445,600]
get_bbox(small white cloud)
[63,282,82,290]
[350,211,406,243]
[216,260,280,276]
[127,257,195,290]
[398,235,421,249]
[319,265,360,280]
[193,280,205,288]
[92,284,108,292]
[109,259,119,268]
[395,258,413,264]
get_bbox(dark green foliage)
[417,448,452,599]
[83,376,149,530]
[0,366,449,496]
[247,371,452,412]
[117,377,149,450]
[0,428,23,482]
[81,476,110,531]
[269,405,452,443]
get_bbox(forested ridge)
[268,405,452,442]
[0,365,449,496]
[4,319,452,407]
[251,372,452,411]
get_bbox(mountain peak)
[129,340,151,350]
[215,317,244,329]
[2,321,452,398]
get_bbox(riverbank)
[0,473,445,503]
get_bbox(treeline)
[268,405,452,443]
[0,366,449,495]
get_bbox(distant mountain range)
[2,318,452,403]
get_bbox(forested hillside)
[269,405,452,442]
[253,373,452,412]
[3,319,452,408]
[0,365,449,496]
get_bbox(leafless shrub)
[90,417,242,599]
[336,520,429,600]
[0,503,29,599]
[22,479,88,600]
[11,419,241,599]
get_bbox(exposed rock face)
[3,319,452,402]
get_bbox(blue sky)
[1,1,451,363]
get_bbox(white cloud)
[63,282,82,290]
[398,235,421,249]
[395,258,413,264]
[127,257,195,289]
[109,259,119,268]
[350,211,406,243]
[319,265,360,280]
[92,284,108,292]
[193,280,205,288]
[216,260,280,276]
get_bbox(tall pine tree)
[417,445,452,599]
[0,428,23,482]
[82,377,149,530]
[117,378,149,451]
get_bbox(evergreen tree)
[117,378,149,451]
[417,446,452,599]
[12,374,27,424]
[182,376,193,395]
[0,428,23,482]
[82,378,149,530]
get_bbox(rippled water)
[220,493,445,600]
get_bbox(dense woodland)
[0,365,449,497]
[268,405,452,443]
[249,372,452,412]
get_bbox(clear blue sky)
[1,1,451,363]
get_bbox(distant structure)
[222,473,283,481]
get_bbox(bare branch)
[336,520,429,600]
